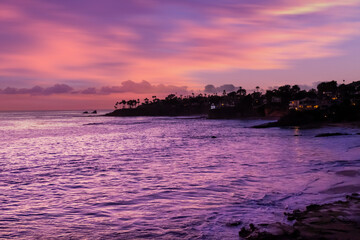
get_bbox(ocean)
[0,111,359,239]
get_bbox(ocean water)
[0,111,359,239]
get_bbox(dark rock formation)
[315,132,350,137]
[239,194,360,239]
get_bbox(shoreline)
[252,120,360,129]
[326,121,360,129]
[239,193,360,239]
[103,108,280,119]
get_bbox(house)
[289,100,300,110]
[289,97,319,111]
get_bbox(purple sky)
[0,0,360,110]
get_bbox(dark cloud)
[1,87,17,94]
[43,84,73,94]
[0,81,189,95]
[0,84,73,95]
[100,80,188,94]
[0,86,44,95]
[81,87,97,94]
[204,84,236,93]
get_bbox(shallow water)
[0,111,359,239]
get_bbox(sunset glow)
[1,0,360,110]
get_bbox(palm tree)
[121,100,127,108]
[127,100,133,108]
[152,96,159,103]
[237,87,246,96]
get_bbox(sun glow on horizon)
[0,0,360,110]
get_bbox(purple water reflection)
[0,111,359,239]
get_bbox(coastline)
[2,111,360,239]
[239,193,360,239]
[326,121,360,129]
[252,120,360,129]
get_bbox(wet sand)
[239,193,360,239]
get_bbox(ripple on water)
[1,112,360,239]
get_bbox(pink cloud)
[0,0,359,86]
[0,0,359,110]
[0,80,189,96]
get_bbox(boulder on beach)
[315,132,350,137]
[239,194,360,240]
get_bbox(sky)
[0,0,360,111]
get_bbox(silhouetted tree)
[237,87,246,96]
[121,100,127,108]
[317,81,337,96]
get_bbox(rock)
[83,122,103,126]
[225,220,242,227]
[305,204,321,211]
[285,209,302,221]
[346,193,360,200]
[249,223,256,231]
[315,132,349,137]
[241,196,360,240]
[239,226,254,238]
[251,122,279,128]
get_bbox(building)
[289,97,319,111]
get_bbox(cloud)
[0,84,73,95]
[0,0,359,91]
[100,80,188,94]
[267,0,360,15]
[81,87,97,94]
[0,80,189,95]
[204,84,237,93]
[43,84,73,94]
